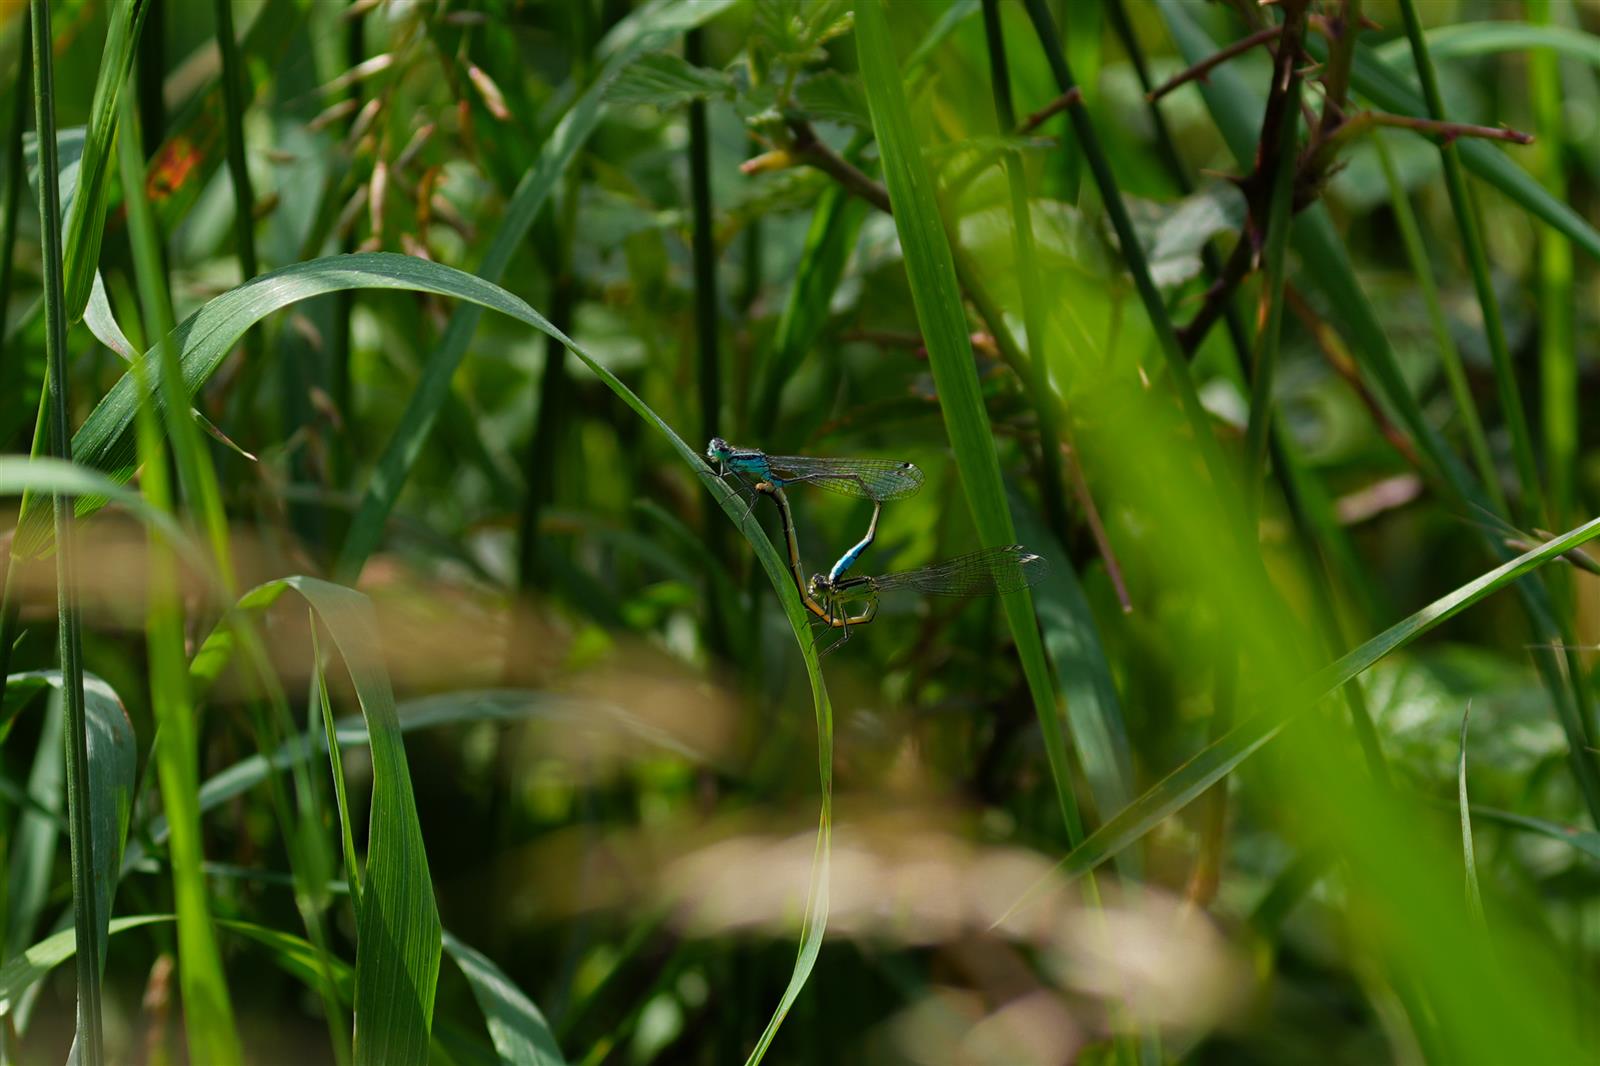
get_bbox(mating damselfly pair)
[707,438,1047,651]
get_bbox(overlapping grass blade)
[855,0,1081,847]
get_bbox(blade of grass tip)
[115,94,245,1066]
[979,0,1071,546]
[334,0,735,581]
[855,0,1084,846]
[30,0,104,1059]
[1529,0,1576,529]
[60,0,147,322]
[996,510,1600,909]
[1458,703,1484,923]
[1371,132,1503,514]
[1394,0,1544,527]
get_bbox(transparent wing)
[765,454,925,501]
[868,546,1047,597]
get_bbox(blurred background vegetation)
[2,0,1600,1062]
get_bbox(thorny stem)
[1317,0,1362,136]
[1147,24,1282,102]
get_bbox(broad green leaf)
[794,71,870,127]
[604,52,733,107]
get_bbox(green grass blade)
[1010,501,1135,829]
[443,931,567,1066]
[0,915,171,1015]
[334,0,734,581]
[59,0,146,321]
[1529,1,1576,527]
[29,2,103,1057]
[1394,0,1543,524]
[312,621,362,913]
[753,182,864,429]
[1004,511,1600,889]
[1372,20,1600,67]
[855,0,1082,846]
[4,691,62,960]
[1467,806,1600,861]
[1457,705,1484,922]
[1371,133,1501,511]
[249,578,441,1066]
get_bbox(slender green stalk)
[30,2,103,1060]
[1530,0,1575,528]
[0,11,32,712]
[685,26,728,654]
[116,90,245,1066]
[1395,0,1544,525]
[978,0,1070,545]
[213,0,259,288]
[1372,134,1503,513]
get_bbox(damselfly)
[707,437,923,581]
[766,483,1046,653]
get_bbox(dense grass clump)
[0,1,1597,1062]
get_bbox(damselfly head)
[706,437,730,462]
[807,573,830,600]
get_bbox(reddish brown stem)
[1147,25,1282,102]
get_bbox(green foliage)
[4,2,1600,1063]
